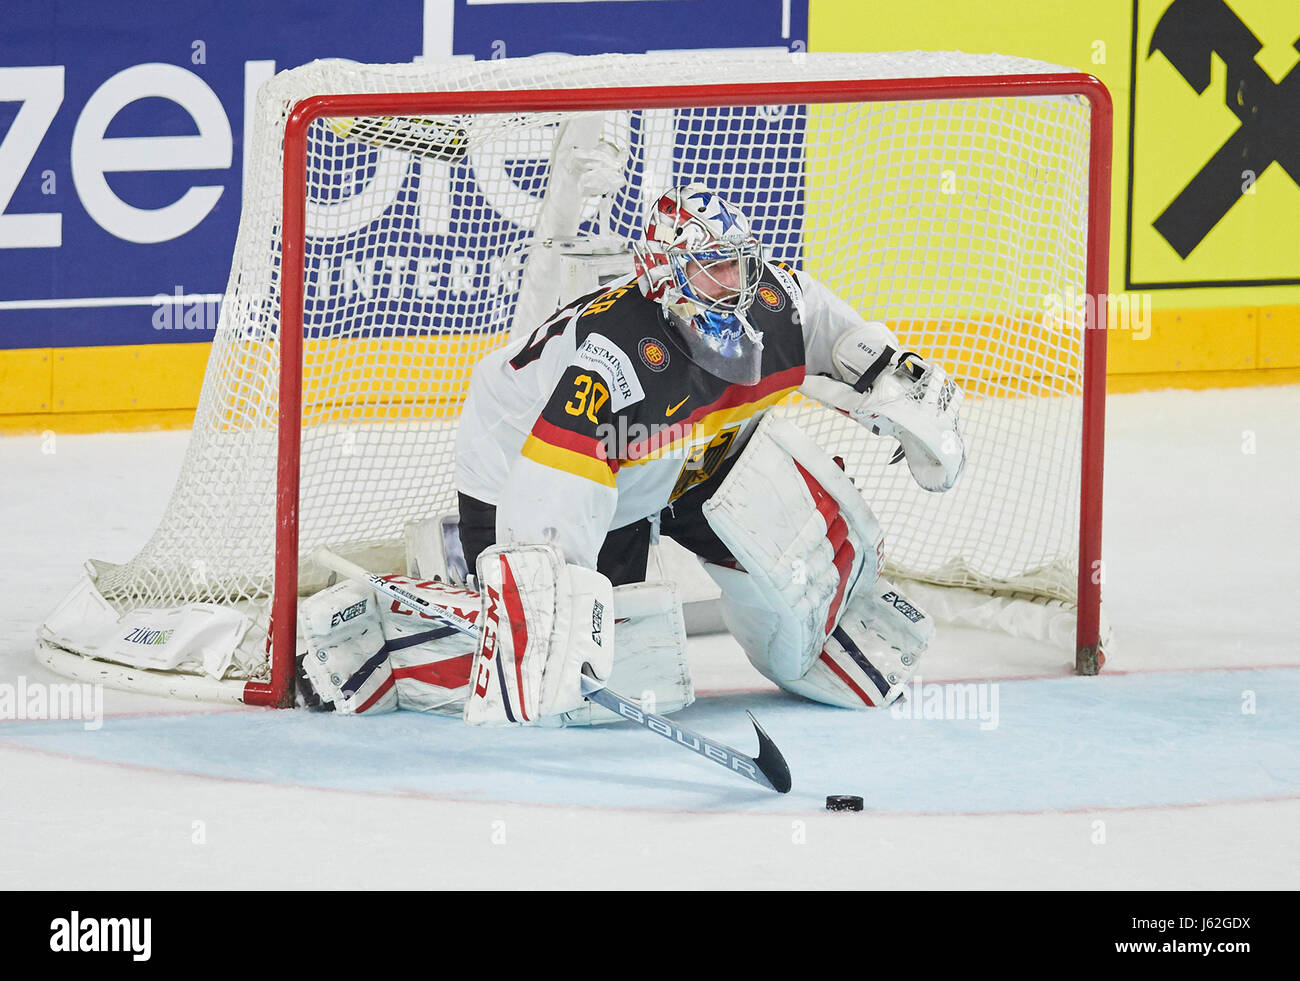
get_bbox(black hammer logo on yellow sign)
[1128,0,1300,288]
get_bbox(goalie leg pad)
[375,576,481,714]
[702,413,884,681]
[464,544,614,726]
[560,580,693,726]
[298,581,397,715]
[785,579,933,708]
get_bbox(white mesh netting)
[48,51,1099,688]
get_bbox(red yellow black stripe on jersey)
[623,364,804,465]
[521,364,805,486]
[521,416,619,488]
[517,263,808,489]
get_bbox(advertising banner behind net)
[0,0,808,350]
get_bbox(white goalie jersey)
[453,262,933,569]
[301,256,965,721]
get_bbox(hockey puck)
[826,795,864,812]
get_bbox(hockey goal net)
[37,51,1112,706]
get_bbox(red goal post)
[263,75,1114,708]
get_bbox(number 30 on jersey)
[565,374,609,424]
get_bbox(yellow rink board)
[4,301,1298,436]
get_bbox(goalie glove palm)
[801,340,966,493]
[867,357,966,492]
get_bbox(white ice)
[1,386,1297,888]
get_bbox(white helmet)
[632,185,765,385]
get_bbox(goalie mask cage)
[36,52,1112,706]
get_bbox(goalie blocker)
[463,544,613,725]
[702,414,931,708]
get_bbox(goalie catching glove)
[800,323,966,492]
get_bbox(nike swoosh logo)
[666,396,690,417]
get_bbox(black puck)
[826,795,864,812]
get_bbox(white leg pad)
[375,578,480,714]
[464,544,614,726]
[561,580,693,726]
[702,413,884,681]
[714,567,933,709]
[299,581,397,715]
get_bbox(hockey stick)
[578,673,791,794]
[311,546,792,794]
[312,547,479,636]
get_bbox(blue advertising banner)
[298,104,810,345]
[0,0,808,350]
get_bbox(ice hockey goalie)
[298,184,965,724]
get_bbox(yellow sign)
[1128,0,1300,288]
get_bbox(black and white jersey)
[453,262,898,569]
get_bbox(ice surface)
[1,386,1297,888]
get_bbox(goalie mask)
[632,185,765,385]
